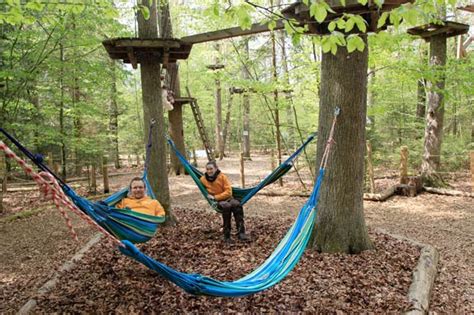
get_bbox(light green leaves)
[377,12,389,29]
[346,35,365,53]
[309,1,334,23]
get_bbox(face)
[130,180,146,199]
[206,164,217,176]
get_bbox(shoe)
[238,232,250,241]
[223,236,233,245]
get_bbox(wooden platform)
[102,38,192,69]
[173,97,195,106]
[407,21,470,40]
[281,0,412,34]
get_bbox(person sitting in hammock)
[117,177,165,217]
[200,161,249,243]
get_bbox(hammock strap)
[0,140,123,248]
[143,119,156,174]
[320,107,340,170]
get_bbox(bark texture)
[311,37,372,254]
[421,35,447,187]
[137,0,170,211]
[160,1,185,175]
[109,60,120,169]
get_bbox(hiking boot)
[223,236,234,245]
[238,232,250,241]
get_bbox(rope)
[320,107,340,170]
[143,119,155,174]
[0,141,123,248]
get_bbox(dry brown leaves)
[27,207,419,313]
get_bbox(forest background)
[1,0,473,190]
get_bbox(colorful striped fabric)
[63,174,165,244]
[119,168,325,296]
[167,132,316,211]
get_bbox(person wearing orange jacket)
[116,177,165,217]
[200,161,249,243]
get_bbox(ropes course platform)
[102,38,192,69]
[407,21,470,41]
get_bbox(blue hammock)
[0,127,165,244]
[168,132,316,210]
[119,168,325,296]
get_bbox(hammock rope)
[1,107,340,297]
[0,141,123,248]
[0,124,164,245]
[167,132,317,211]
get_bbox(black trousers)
[217,198,245,238]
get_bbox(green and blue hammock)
[167,132,316,210]
[1,120,332,297]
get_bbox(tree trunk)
[271,28,282,186]
[214,44,224,160]
[137,0,171,212]
[0,151,5,214]
[278,19,295,149]
[416,79,426,120]
[59,43,67,180]
[222,91,232,152]
[109,60,121,169]
[421,34,447,187]
[311,36,372,254]
[242,40,251,159]
[160,1,185,176]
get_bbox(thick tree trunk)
[242,40,251,159]
[109,60,121,169]
[421,34,447,187]
[137,0,171,212]
[311,36,372,254]
[416,79,426,120]
[160,1,185,176]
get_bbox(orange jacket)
[116,196,165,217]
[200,172,232,201]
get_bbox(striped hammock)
[0,127,165,244]
[168,132,316,211]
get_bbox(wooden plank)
[103,38,182,49]
[408,21,469,39]
[181,19,285,44]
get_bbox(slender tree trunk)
[109,60,121,169]
[222,91,232,152]
[421,34,447,187]
[277,3,295,149]
[242,40,251,159]
[0,151,5,214]
[59,43,67,180]
[29,85,42,153]
[271,27,282,186]
[214,44,224,160]
[311,36,372,254]
[137,0,171,212]
[160,1,185,176]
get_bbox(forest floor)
[0,153,472,313]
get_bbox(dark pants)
[217,198,245,238]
